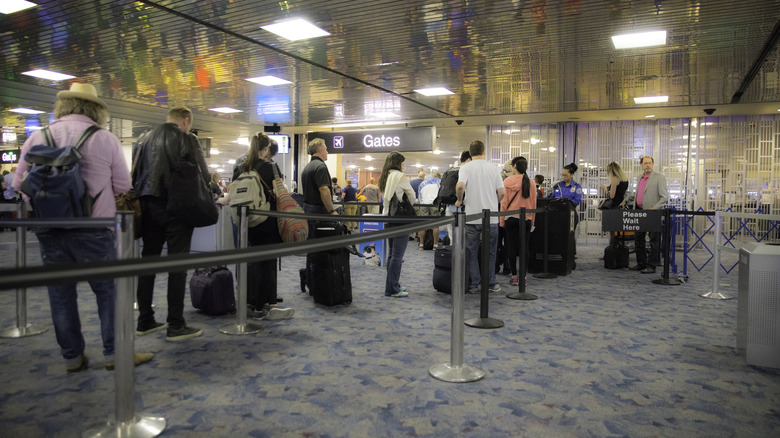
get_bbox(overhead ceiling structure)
[2,0,780,170]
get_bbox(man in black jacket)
[132,107,207,341]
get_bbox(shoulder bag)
[263,164,309,242]
[167,136,219,227]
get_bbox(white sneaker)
[266,307,294,320]
[489,284,501,293]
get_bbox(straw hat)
[56,83,107,110]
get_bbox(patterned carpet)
[1,230,779,438]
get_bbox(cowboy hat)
[57,83,107,110]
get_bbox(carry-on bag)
[432,246,470,293]
[190,266,236,315]
[307,225,353,306]
[604,244,630,269]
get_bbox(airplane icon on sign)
[333,136,344,148]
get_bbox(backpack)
[228,169,270,227]
[20,125,101,219]
[434,168,459,213]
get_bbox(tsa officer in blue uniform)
[550,162,583,211]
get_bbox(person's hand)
[619,201,626,209]
[530,226,536,233]
[600,184,607,191]
[455,200,462,208]
[330,210,339,215]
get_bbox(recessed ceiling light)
[364,155,374,161]
[348,165,357,169]
[414,163,423,168]
[261,19,330,41]
[366,167,375,171]
[611,31,666,49]
[227,159,236,164]
[433,150,443,154]
[210,149,220,155]
[634,96,669,104]
[414,87,454,96]
[368,112,402,119]
[0,0,36,14]
[209,107,243,113]
[21,69,76,81]
[645,114,656,118]
[9,108,45,114]
[507,120,516,123]
[246,75,292,86]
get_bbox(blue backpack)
[20,125,101,218]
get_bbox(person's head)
[459,150,471,164]
[513,156,531,198]
[331,177,339,185]
[502,159,515,178]
[166,106,193,132]
[267,139,279,160]
[561,163,578,184]
[364,245,374,253]
[369,177,376,185]
[54,83,110,126]
[211,172,220,184]
[417,169,426,179]
[431,171,441,179]
[345,180,352,186]
[534,174,545,186]
[378,151,406,191]
[2,170,8,176]
[10,166,17,173]
[241,132,271,172]
[469,140,485,158]
[308,138,327,160]
[640,156,655,174]
[607,161,628,182]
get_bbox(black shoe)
[66,354,89,373]
[136,321,167,336]
[166,324,203,341]
[629,265,644,271]
[640,267,656,274]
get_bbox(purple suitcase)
[190,266,236,315]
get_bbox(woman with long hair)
[500,156,537,286]
[233,132,293,319]
[379,152,417,297]
[601,161,629,245]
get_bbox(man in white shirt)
[455,140,505,293]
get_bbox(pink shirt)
[636,172,650,208]
[13,114,131,218]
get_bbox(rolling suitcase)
[432,246,469,293]
[190,266,236,315]
[307,224,353,306]
[604,244,630,269]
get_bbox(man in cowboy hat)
[132,106,208,341]
[13,83,153,373]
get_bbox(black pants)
[303,203,329,290]
[247,216,282,309]
[137,196,194,329]
[634,207,661,268]
[505,217,532,276]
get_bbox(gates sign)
[308,127,434,153]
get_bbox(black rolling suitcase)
[432,246,469,293]
[307,225,353,306]
[190,266,236,315]
[604,244,630,269]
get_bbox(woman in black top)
[601,161,629,245]
[233,133,292,319]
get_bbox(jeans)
[465,223,498,288]
[384,233,409,295]
[37,229,116,363]
[137,196,194,329]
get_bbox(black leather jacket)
[132,123,210,199]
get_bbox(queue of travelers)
[8,85,670,373]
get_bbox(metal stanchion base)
[652,278,682,286]
[464,317,504,329]
[533,272,557,279]
[0,324,48,338]
[506,292,538,300]
[700,291,733,300]
[429,363,486,383]
[219,322,264,335]
[83,415,166,438]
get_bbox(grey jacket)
[626,171,669,210]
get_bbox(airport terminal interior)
[1,0,780,436]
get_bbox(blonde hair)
[607,162,628,182]
[54,98,109,126]
[167,107,192,123]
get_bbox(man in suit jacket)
[621,156,669,274]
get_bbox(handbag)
[388,192,416,217]
[264,164,309,242]
[166,136,219,227]
[597,198,613,210]
[115,142,143,239]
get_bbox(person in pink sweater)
[500,157,537,286]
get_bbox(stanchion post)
[220,206,263,334]
[653,209,682,286]
[534,205,557,279]
[507,207,538,301]
[700,210,731,299]
[84,211,165,438]
[0,201,47,338]
[465,210,504,329]
[429,212,485,383]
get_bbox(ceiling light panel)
[9,108,45,114]
[0,0,36,14]
[246,75,292,86]
[611,31,667,49]
[261,19,330,41]
[634,96,669,104]
[21,69,76,81]
[414,87,455,96]
[209,107,243,113]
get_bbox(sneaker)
[389,291,409,298]
[136,321,167,336]
[489,284,502,293]
[466,287,480,294]
[66,354,88,374]
[166,325,203,341]
[510,276,519,286]
[266,307,295,320]
[105,352,154,370]
[248,307,268,320]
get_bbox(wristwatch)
[328,209,336,214]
